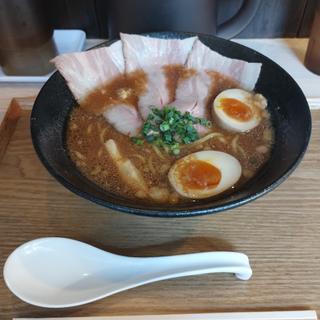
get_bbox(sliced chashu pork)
[52,41,143,136]
[52,41,124,102]
[172,39,262,126]
[121,33,197,119]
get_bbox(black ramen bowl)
[31,31,311,218]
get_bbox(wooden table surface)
[0,92,319,320]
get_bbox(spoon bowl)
[4,237,252,308]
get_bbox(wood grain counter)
[1,36,320,319]
[0,96,319,320]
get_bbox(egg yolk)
[179,160,221,190]
[220,98,253,121]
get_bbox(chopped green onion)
[131,137,144,145]
[131,106,212,155]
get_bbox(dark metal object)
[304,0,320,75]
[30,32,312,218]
[0,0,57,75]
[107,0,261,39]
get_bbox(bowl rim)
[30,31,312,218]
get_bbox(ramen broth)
[66,68,274,204]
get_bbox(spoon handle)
[132,251,252,282]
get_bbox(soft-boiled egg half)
[213,88,267,132]
[168,151,241,199]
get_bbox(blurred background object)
[0,0,57,76]
[45,0,319,39]
[304,0,320,75]
[106,0,261,39]
[1,0,319,77]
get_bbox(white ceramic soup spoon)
[3,237,252,308]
